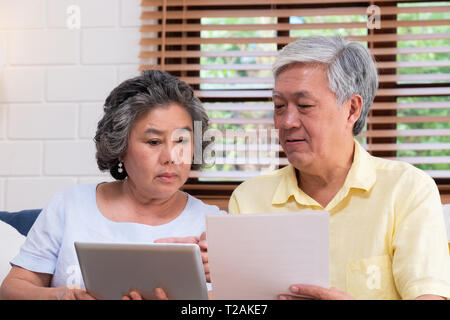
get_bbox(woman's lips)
[156,172,178,182]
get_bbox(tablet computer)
[74,242,209,300]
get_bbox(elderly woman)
[0,70,225,300]
[227,36,450,299]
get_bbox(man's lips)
[285,138,306,143]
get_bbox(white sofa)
[0,220,25,284]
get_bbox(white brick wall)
[9,30,79,65]
[0,0,141,211]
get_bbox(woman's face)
[273,63,356,172]
[122,103,194,199]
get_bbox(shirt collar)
[271,140,376,206]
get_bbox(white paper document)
[206,211,329,300]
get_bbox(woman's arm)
[1,266,58,299]
[0,266,95,300]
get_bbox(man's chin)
[285,154,313,171]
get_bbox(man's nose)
[280,104,302,129]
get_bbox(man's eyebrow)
[272,90,315,99]
[293,91,315,99]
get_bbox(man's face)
[273,63,353,172]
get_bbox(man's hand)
[278,284,354,300]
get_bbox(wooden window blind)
[139,0,450,187]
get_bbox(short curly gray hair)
[273,36,378,136]
[94,69,209,180]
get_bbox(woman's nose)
[160,144,176,165]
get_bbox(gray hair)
[94,69,209,179]
[272,36,378,136]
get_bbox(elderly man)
[228,36,450,300]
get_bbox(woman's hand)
[122,288,168,300]
[54,286,96,300]
[154,232,210,282]
[278,284,354,300]
[154,236,200,245]
[198,232,210,282]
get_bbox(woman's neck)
[122,179,186,220]
[97,180,187,225]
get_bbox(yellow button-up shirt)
[228,141,450,299]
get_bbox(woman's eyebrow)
[144,127,164,135]
[144,126,193,135]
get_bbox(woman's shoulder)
[40,183,100,219]
[53,183,98,202]
[186,194,227,215]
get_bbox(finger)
[154,236,199,244]
[129,290,143,300]
[201,250,208,263]
[290,284,327,300]
[278,294,311,300]
[205,273,211,283]
[122,295,131,300]
[200,232,207,241]
[74,289,96,300]
[198,239,208,250]
[154,287,168,300]
[203,263,209,274]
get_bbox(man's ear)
[345,94,363,129]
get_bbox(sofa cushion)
[0,209,41,236]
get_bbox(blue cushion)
[0,209,41,236]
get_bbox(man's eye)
[298,105,313,108]
[274,104,284,109]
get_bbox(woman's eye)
[148,140,161,146]
[177,137,190,144]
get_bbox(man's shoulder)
[371,155,436,188]
[233,166,289,197]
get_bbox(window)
[139,0,449,198]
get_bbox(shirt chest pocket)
[346,254,400,300]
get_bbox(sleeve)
[10,191,66,275]
[392,171,450,299]
[228,191,240,214]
